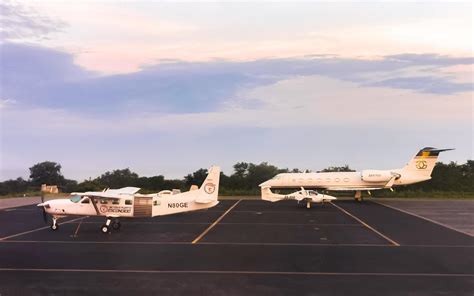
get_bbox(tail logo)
[204,183,216,194]
[416,160,428,169]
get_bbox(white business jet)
[260,147,453,204]
[38,166,220,233]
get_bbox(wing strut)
[89,196,101,215]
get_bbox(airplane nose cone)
[37,202,51,209]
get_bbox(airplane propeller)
[40,193,48,223]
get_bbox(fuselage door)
[133,196,153,217]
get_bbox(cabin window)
[343,178,349,182]
[153,200,160,206]
[125,200,132,205]
[335,178,340,182]
[100,199,108,204]
[112,200,119,205]
[326,178,331,182]
[81,198,90,204]
[317,178,322,182]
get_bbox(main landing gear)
[101,218,121,234]
[306,200,312,209]
[354,191,363,202]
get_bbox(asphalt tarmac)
[0,199,472,295]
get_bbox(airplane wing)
[71,192,125,199]
[105,187,141,194]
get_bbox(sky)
[0,1,472,181]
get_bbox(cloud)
[1,42,473,120]
[2,75,470,137]
[386,54,474,66]
[0,0,67,41]
[368,76,473,94]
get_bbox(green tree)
[0,177,30,195]
[184,168,208,188]
[246,162,288,190]
[320,165,355,172]
[96,168,139,188]
[233,162,249,178]
[29,161,65,186]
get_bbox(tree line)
[0,160,473,196]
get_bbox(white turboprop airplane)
[38,166,220,233]
[259,147,453,203]
[261,187,336,209]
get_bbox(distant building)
[41,184,59,194]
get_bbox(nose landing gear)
[51,217,59,231]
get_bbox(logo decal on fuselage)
[204,183,216,194]
[99,205,131,214]
[416,160,428,169]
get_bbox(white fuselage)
[44,192,218,219]
[259,170,429,191]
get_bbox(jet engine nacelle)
[361,170,393,183]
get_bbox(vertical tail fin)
[401,147,454,178]
[261,186,284,202]
[198,166,220,201]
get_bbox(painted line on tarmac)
[71,221,213,225]
[0,217,86,241]
[0,240,472,248]
[231,210,339,214]
[0,268,471,277]
[71,221,362,226]
[330,202,400,247]
[192,199,242,244]
[374,201,474,238]
[72,217,88,237]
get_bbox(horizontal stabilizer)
[195,198,216,204]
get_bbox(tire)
[101,225,109,233]
[51,224,58,231]
[112,222,121,230]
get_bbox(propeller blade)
[42,208,48,223]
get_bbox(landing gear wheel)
[306,200,311,209]
[51,223,59,231]
[101,225,109,233]
[112,221,121,230]
[355,191,362,202]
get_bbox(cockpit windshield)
[70,195,82,203]
[272,175,282,180]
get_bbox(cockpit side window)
[81,197,90,204]
[70,195,82,203]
